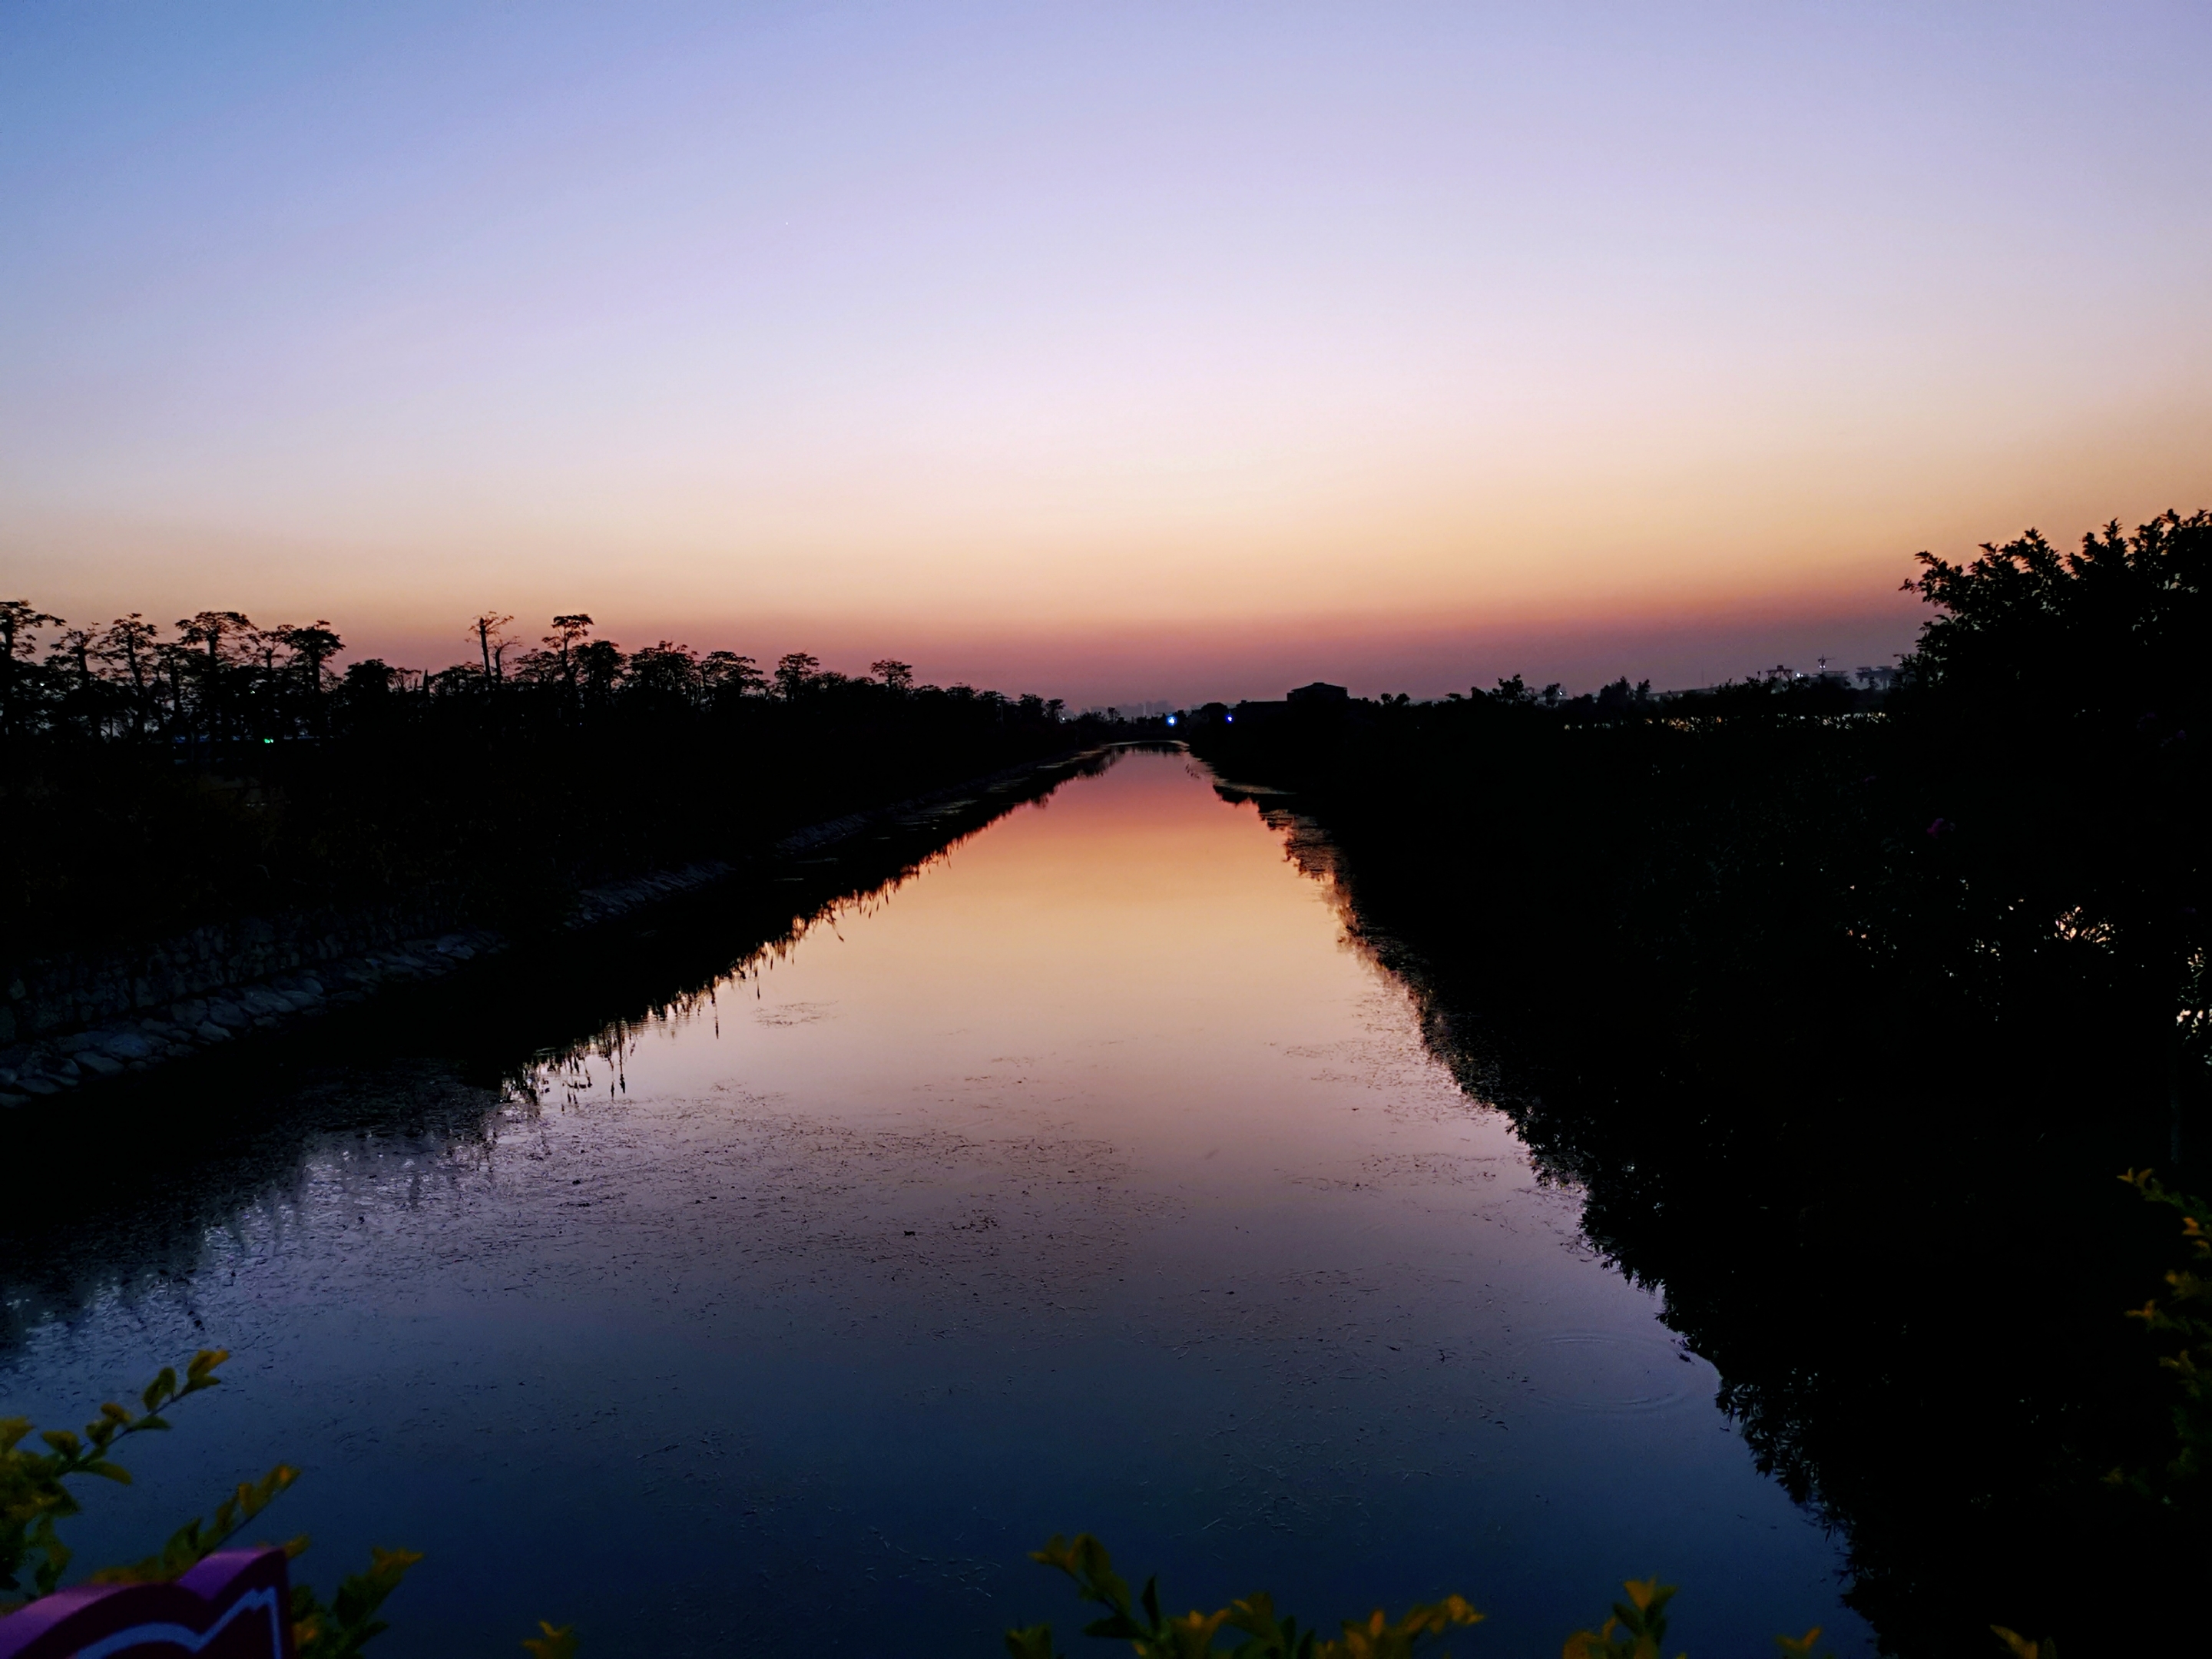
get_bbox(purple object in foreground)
[0,1551,293,1659]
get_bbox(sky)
[2,2,2208,703]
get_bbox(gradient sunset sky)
[4,2,2208,702]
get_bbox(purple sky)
[4,2,2207,700]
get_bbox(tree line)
[1183,508,2210,1655]
[0,603,1071,747]
[0,604,1114,969]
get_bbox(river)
[1,749,1868,1655]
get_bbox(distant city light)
[1225,713,1234,723]
[1166,714,1177,727]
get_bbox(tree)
[0,601,61,741]
[175,612,256,744]
[870,659,915,694]
[340,660,398,700]
[624,641,700,707]
[154,641,196,740]
[1593,677,1653,717]
[45,628,103,737]
[700,651,763,700]
[575,640,627,706]
[98,616,162,738]
[46,628,97,690]
[542,615,594,700]
[276,624,344,732]
[1904,509,2212,1160]
[773,652,821,700]
[470,613,516,682]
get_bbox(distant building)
[1287,681,1349,706]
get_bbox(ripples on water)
[1,750,1869,1655]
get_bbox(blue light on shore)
[1166,714,1177,727]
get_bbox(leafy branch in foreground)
[0,1349,426,1659]
[9,1363,2067,1658]
[1005,1533,1838,1659]
[2116,1169,2212,1489]
[0,1346,230,1603]
[1007,1532,1481,1659]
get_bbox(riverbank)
[1185,694,2201,1656]
[0,747,1110,1108]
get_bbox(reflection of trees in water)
[0,1062,510,1353]
[508,748,1135,1102]
[1233,786,2194,1658]
[0,753,1117,1356]
[512,882,897,1108]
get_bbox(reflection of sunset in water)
[4,751,1868,1655]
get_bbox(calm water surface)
[5,752,1867,1654]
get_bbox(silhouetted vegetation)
[2,1349,422,1659]
[1187,511,2210,1656]
[8,1354,1850,1659]
[7,515,2204,1653]
[0,607,1109,972]
[1002,1532,1845,1659]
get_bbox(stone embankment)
[0,927,505,1108]
[0,931,505,1104]
[0,747,1104,1108]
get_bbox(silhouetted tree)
[774,652,821,700]
[175,611,255,743]
[0,600,61,741]
[870,659,915,693]
[45,627,101,737]
[275,622,343,733]
[471,612,516,682]
[340,658,399,700]
[700,651,763,702]
[98,614,161,738]
[624,641,700,708]
[533,614,595,704]
[575,638,627,707]
[1593,677,1654,716]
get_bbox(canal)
[2,749,1867,1654]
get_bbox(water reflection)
[1,753,1111,1351]
[2,751,1867,1657]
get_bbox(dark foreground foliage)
[0,609,1118,970]
[8,1355,1852,1659]
[1,1351,418,1659]
[1003,1532,1846,1659]
[1187,512,2210,1656]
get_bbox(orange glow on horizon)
[4,6,2207,700]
